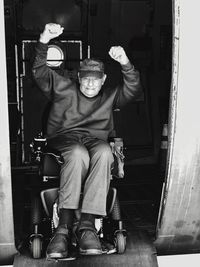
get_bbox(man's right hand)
[39,23,64,44]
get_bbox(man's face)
[79,74,107,98]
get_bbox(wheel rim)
[116,233,126,254]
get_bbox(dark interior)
[5,0,172,257]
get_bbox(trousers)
[48,133,114,216]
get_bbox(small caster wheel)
[30,236,43,259]
[115,232,126,254]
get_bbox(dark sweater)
[32,42,142,141]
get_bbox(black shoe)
[77,221,102,255]
[46,224,70,259]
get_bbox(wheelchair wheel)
[30,236,42,259]
[115,232,126,254]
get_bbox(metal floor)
[13,230,158,267]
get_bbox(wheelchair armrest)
[43,151,64,165]
[109,138,125,179]
[30,133,47,163]
[30,133,64,165]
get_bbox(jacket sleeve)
[32,42,72,100]
[113,62,143,109]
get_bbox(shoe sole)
[46,252,68,259]
[79,248,102,255]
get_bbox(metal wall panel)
[155,0,200,254]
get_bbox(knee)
[63,144,89,162]
[92,143,114,162]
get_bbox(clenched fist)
[39,23,64,44]
[109,46,129,65]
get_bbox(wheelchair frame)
[29,133,127,259]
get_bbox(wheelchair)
[29,133,127,259]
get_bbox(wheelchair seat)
[30,133,125,181]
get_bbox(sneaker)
[46,224,70,259]
[77,221,102,255]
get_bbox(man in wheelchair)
[32,23,142,259]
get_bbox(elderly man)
[32,23,142,259]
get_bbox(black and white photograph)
[0,1,200,266]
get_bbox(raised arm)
[109,46,142,108]
[32,23,65,98]
[39,23,64,44]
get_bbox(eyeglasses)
[81,77,102,84]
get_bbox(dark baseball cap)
[79,58,104,78]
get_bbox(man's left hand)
[109,46,129,65]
